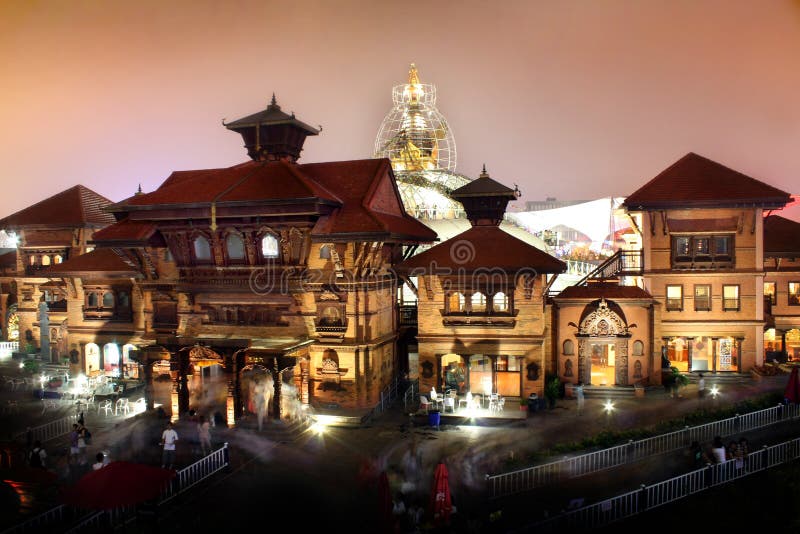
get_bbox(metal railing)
[403,379,419,412]
[2,443,231,534]
[0,341,19,354]
[524,436,800,533]
[576,249,643,285]
[489,402,800,498]
[12,413,78,445]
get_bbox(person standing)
[711,436,726,464]
[77,426,88,465]
[68,424,80,465]
[575,382,585,415]
[697,373,706,399]
[197,415,212,456]
[160,421,179,469]
[28,440,47,469]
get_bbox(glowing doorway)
[590,342,616,386]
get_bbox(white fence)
[0,341,19,354]
[489,402,800,498]
[12,414,78,445]
[523,436,800,533]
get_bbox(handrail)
[2,443,231,534]
[523,436,800,533]
[575,249,643,286]
[488,402,800,499]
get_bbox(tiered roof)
[0,185,115,229]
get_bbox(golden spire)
[408,63,420,85]
[479,164,489,178]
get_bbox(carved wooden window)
[261,235,279,259]
[87,293,98,307]
[789,282,800,306]
[193,236,212,263]
[54,255,63,264]
[471,292,487,313]
[41,255,51,266]
[492,292,508,313]
[319,244,331,259]
[226,234,246,262]
[446,292,466,313]
[102,291,115,307]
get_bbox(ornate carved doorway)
[576,299,632,387]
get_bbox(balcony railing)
[399,305,417,326]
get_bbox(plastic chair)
[443,396,455,413]
[419,395,431,414]
[98,399,113,416]
[458,391,472,410]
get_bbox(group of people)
[690,435,750,470]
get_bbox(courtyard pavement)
[0,356,793,533]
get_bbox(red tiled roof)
[90,219,157,244]
[42,248,140,277]
[305,159,436,241]
[623,153,792,210]
[764,215,800,257]
[114,158,435,243]
[556,283,653,300]
[397,225,565,273]
[0,185,115,228]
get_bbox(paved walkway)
[0,356,792,532]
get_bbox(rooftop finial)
[408,63,420,85]
[270,93,277,107]
[479,164,489,178]
[136,183,143,195]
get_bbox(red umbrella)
[60,461,176,509]
[785,366,800,403]
[429,461,452,527]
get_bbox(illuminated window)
[492,292,508,313]
[694,285,711,311]
[447,292,466,313]
[261,235,279,258]
[193,236,212,262]
[226,234,245,261]
[789,282,800,306]
[666,285,683,311]
[41,255,51,266]
[722,285,740,311]
[671,234,734,267]
[471,292,486,313]
[29,255,36,265]
[102,292,115,308]
[764,282,776,305]
[54,255,62,264]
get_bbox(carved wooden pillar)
[578,338,588,385]
[616,339,629,386]
[272,357,282,420]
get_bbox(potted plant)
[544,375,561,409]
[519,398,528,412]
[668,366,689,398]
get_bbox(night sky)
[1,0,798,220]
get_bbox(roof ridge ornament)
[269,93,278,108]
[479,164,488,178]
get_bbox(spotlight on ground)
[603,400,615,413]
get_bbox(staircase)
[576,249,643,286]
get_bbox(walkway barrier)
[519,436,800,533]
[488,402,800,498]
[12,414,78,445]
[0,341,19,355]
[1,443,231,534]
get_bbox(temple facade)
[1,98,800,419]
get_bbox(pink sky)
[1,0,798,221]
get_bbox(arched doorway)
[103,343,120,376]
[85,343,100,376]
[575,299,632,387]
[5,306,18,342]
